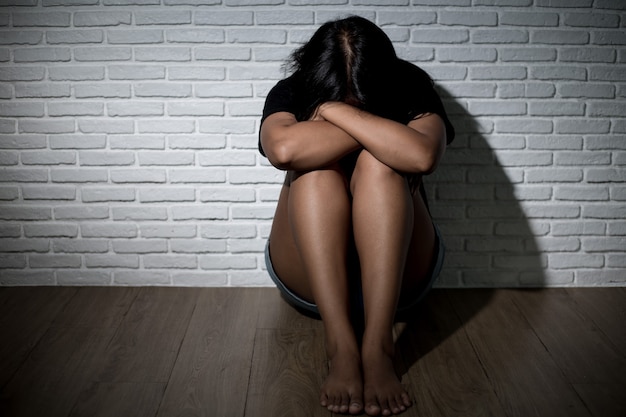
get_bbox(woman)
[259,16,454,416]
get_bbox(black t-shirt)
[258,62,455,157]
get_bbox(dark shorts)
[264,224,445,318]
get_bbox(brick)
[195,47,251,61]
[528,101,585,116]
[81,223,137,238]
[582,237,626,252]
[470,66,527,80]
[412,29,469,44]
[168,66,225,81]
[24,224,77,237]
[137,120,195,134]
[74,11,131,27]
[135,83,192,97]
[114,271,169,286]
[55,206,110,220]
[171,206,229,220]
[107,29,163,44]
[0,255,27,269]
[200,223,256,239]
[78,119,134,134]
[81,187,135,202]
[0,168,48,182]
[49,66,105,81]
[588,102,626,117]
[527,135,582,150]
[85,254,138,268]
[110,169,166,183]
[589,66,626,81]
[555,185,610,201]
[144,255,197,269]
[19,119,75,134]
[227,29,286,44]
[138,187,195,202]
[74,83,131,98]
[0,102,45,117]
[555,151,611,166]
[592,30,626,45]
[138,151,195,166]
[472,30,529,44]
[51,169,108,183]
[48,102,104,117]
[550,254,603,269]
[79,151,134,166]
[256,10,314,25]
[52,238,109,253]
[135,11,192,25]
[526,168,583,183]
[107,102,164,117]
[194,11,253,26]
[500,12,559,27]
[198,119,255,134]
[500,48,557,62]
[0,271,55,286]
[113,240,167,253]
[168,135,226,150]
[56,271,111,286]
[46,29,104,44]
[0,67,45,81]
[438,48,496,63]
[50,135,106,149]
[110,135,165,150]
[140,225,197,238]
[586,168,626,183]
[170,239,226,253]
[377,11,436,26]
[560,47,616,63]
[469,101,526,116]
[199,187,255,202]
[15,83,71,98]
[559,83,614,98]
[0,30,43,45]
[172,272,227,287]
[564,13,620,28]
[555,119,610,134]
[165,29,224,43]
[22,186,76,200]
[531,66,587,81]
[0,187,19,200]
[109,65,165,80]
[30,254,82,268]
[13,12,71,27]
[583,204,626,219]
[112,207,167,221]
[74,47,132,62]
[168,102,224,117]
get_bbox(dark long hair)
[288,16,431,123]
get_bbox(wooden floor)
[0,287,624,417]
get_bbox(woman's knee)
[350,150,407,193]
[289,164,349,190]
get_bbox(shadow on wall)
[393,86,548,370]
[430,86,547,290]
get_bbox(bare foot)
[362,347,412,416]
[319,349,364,415]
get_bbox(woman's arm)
[260,111,361,171]
[318,102,447,174]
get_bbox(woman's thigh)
[400,187,438,300]
[267,167,352,304]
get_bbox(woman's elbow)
[264,141,294,170]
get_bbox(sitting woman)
[259,16,455,416]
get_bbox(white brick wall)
[0,0,624,287]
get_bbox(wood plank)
[156,288,262,417]
[511,289,626,385]
[397,290,505,417]
[449,289,591,417]
[0,287,77,388]
[51,286,139,329]
[245,328,329,417]
[256,287,321,330]
[573,383,626,417]
[0,326,117,417]
[69,382,165,417]
[565,288,626,353]
[0,287,139,417]
[89,287,198,384]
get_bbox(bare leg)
[350,151,419,416]
[268,167,363,415]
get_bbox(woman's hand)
[313,102,447,174]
